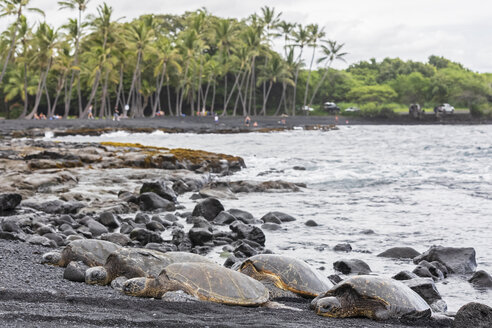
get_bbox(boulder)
[188,227,213,246]
[129,228,163,246]
[229,221,265,246]
[227,209,255,224]
[138,192,176,212]
[100,233,131,246]
[192,198,224,221]
[453,302,492,328]
[305,220,318,227]
[377,247,421,259]
[333,259,371,275]
[146,221,165,232]
[98,212,120,229]
[333,243,352,252]
[85,219,108,237]
[140,181,177,203]
[413,260,445,281]
[0,193,22,212]
[63,261,89,282]
[145,242,178,253]
[233,241,258,258]
[261,211,296,223]
[468,270,492,288]
[402,278,447,312]
[413,246,476,274]
[392,270,419,281]
[213,211,237,226]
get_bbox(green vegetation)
[0,1,491,119]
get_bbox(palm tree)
[308,40,347,107]
[0,0,44,86]
[80,3,117,118]
[151,35,180,117]
[302,23,325,108]
[25,22,59,119]
[125,16,155,117]
[290,24,309,116]
[58,0,90,116]
[257,53,293,115]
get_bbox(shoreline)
[1,114,491,138]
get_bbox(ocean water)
[51,125,492,312]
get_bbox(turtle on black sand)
[42,239,121,267]
[310,275,432,320]
[122,262,271,307]
[238,254,333,298]
[85,247,214,285]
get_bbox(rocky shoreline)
[1,122,491,327]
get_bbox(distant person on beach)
[88,105,94,119]
[245,115,251,127]
[253,121,258,127]
[113,109,120,121]
[214,114,219,125]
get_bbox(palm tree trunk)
[0,17,20,86]
[308,65,332,107]
[292,47,305,116]
[274,82,286,116]
[51,73,67,117]
[152,62,167,116]
[126,50,142,116]
[261,81,273,115]
[80,69,102,118]
[303,46,317,107]
[20,61,29,118]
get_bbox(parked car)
[434,103,455,114]
[323,102,340,112]
[344,107,360,112]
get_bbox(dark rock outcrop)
[413,246,477,274]
[0,193,22,212]
[140,181,177,203]
[402,278,447,312]
[138,192,175,212]
[227,209,255,224]
[377,247,420,259]
[192,198,224,221]
[468,270,492,288]
[413,260,445,281]
[261,211,296,223]
[453,302,492,328]
[333,259,371,275]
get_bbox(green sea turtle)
[311,276,432,320]
[123,262,270,306]
[85,248,214,285]
[238,254,333,298]
[42,239,121,267]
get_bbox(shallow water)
[51,125,492,311]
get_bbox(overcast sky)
[2,0,491,72]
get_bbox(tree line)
[1,1,490,119]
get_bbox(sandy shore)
[0,240,449,328]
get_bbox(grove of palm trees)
[1,0,491,120]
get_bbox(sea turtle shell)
[238,254,333,298]
[88,248,214,285]
[164,262,270,306]
[311,275,431,320]
[59,239,121,267]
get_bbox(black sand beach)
[0,113,490,138]
[0,116,486,328]
[0,239,448,328]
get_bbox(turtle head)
[123,277,163,298]
[314,296,343,317]
[85,266,109,285]
[42,251,62,266]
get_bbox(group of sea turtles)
[42,239,432,321]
